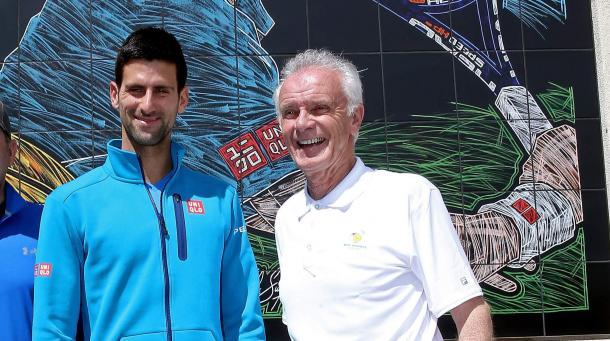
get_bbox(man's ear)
[178,86,189,114]
[8,138,17,166]
[350,104,364,136]
[109,81,120,109]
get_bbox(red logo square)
[254,119,289,162]
[35,263,52,277]
[511,198,531,213]
[187,200,205,214]
[522,207,540,224]
[219,133,268,180]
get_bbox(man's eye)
[282,110,297,119]
[312,105,329,113]
[128,88,144,95]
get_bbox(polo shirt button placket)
[302,240,315,277]
[310,204,319,254]
[303,203,321,277]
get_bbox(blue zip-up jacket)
[0,183,43,341]
[33,139,265,341]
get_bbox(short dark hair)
[114,27,188,91]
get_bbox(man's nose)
[139,89,154,114]
[295,109,313,130]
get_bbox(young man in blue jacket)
[0,100,43,341]
[33,27,265,341]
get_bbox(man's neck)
[305,156,356,200]
[139,149,173,184]
[123,139,173,184]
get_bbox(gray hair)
[273,49,363,122]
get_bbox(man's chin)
[294,158,325,174]
[126,132,168,148]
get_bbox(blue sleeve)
[32,194,82,340]
[220,187,265,341]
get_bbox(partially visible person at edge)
[32,27,265,340]
[273,49,493,340]
[0,100,43,341]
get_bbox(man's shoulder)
[5,182,43,213]
[2,183,43,236]
[20,198,43,216]
[367,168,437,194]
[177,165,238,195]
[46,166,109,203]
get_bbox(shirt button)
[314,204,320,209]
[306,244,312,251]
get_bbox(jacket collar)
[103,139,185,183]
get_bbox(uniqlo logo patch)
[218,133,267,180]
[34,263,52,277]
[254,119,289,161]
[187,200,205,214]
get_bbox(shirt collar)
[148,166,176,190]
[296,157,370,220]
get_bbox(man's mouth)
[136,117,159,124]
[298,137,325,147]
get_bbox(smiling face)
[110,59,188,152]
[278,67,363,187]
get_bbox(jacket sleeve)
[220,187,266,340]
[32,194,83,340]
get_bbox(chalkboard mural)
[0,0,608,338]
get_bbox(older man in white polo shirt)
[273,49,493,340]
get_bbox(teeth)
[299,137,325,145]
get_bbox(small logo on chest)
[187,200,205,214]
[343,231,367,249]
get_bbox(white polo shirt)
[275,158,482,341]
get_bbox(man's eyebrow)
[123,84,175,90]
[279,100,296,107]
[279,106,294,113]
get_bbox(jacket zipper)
[138,157,174,341]
[158,213,172,341]
[173,193,188,260]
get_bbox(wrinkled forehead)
[279,67,344,102]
